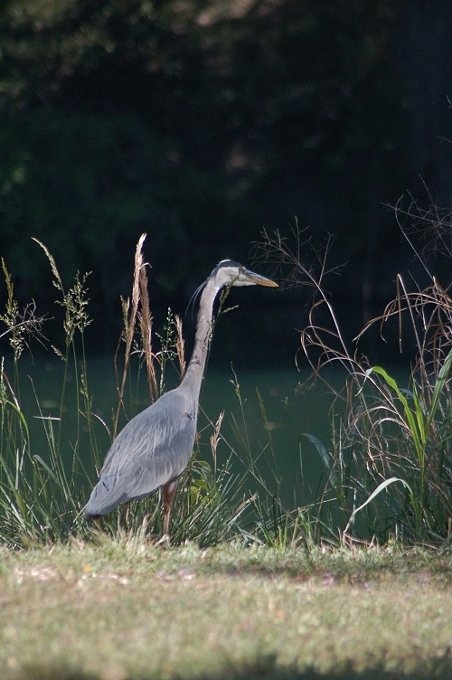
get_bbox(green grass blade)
[303,433,338,486]
[344,476,412,535]
[367,366,424,462]
[425,348,452,434]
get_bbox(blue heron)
[85,260,278,537]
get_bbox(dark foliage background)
[0,0,451,366]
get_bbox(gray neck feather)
[180,276,220,401]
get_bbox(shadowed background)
[0,0,451,366]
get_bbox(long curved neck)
[180,276,221,401]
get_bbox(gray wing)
[85,388,197,516]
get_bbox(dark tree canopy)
[0,0,450,360]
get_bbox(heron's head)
[210,259,279,290]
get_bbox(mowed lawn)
[1,539,451,680]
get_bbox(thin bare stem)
[114,233,148,435]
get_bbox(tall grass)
[0,235,292,548]
[4,213,451,549]
[0,241,95,545]
[256,213,452,545]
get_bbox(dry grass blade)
[114,233,150,433]
[174,314,186,378]
[138,249,158,403]
[210,411,224,480]
[31,238,64,292]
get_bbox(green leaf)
[303,433,338,487]
[344,477,412,534]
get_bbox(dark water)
[6,356,343,509]
[199,367,342,507]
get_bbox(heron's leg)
[162,480,178,538]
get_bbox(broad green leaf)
[344,476,412,534]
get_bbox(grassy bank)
[1,540,451,680]
[1,229,452,548]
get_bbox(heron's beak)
[242,268,279,288]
